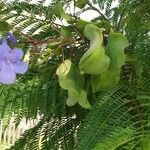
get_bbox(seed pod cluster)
[56,24,129,108]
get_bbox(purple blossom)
[0,38,28,84]
[7,32,18,45]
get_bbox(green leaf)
[61,13,73,22]
[53,2,65,17]
[48,41,61,46]
[53,2,73,22]
[76,0,86,8]
[61,26,72,38]
[0,21,10,33]
[93,127,135,150]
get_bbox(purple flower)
[7,32,17,45]
[0,38,28,84]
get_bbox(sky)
[81,1,119,21]
[7,0,118,21]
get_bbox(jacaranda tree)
[0,0,149,149]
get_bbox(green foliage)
[53,2,64,17]
[0,21,10,33]
[76,79,150,149]
[76,0,86,9]
[0,0,149,150]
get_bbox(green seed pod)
[67,89,91,109]
[91,33,129,92]
[66,91,78,106]
[79,24,110,75]
[78,89,91,109]
[56,59,91,109]
[56,60,84,92]
[106,33,129,68]
[91,67,120,92]
[76,19,90,34]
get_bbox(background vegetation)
[0,0,149,149]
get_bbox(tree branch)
[87,2,109,22]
